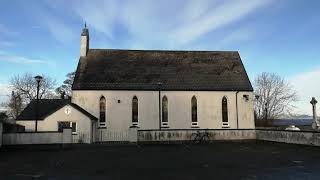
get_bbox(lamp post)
[264,102,268,122]
[34,75,43,132]
[254,95,260,120]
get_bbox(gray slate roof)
[16,99,97,121]
[72,49,253,91]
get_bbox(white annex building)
[16,25,255,143]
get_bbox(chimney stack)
[80,23,89,57]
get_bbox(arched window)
[162,96,168,126]
[222,96,229,127]
[132,96,138,126]
[191,96,198,126]
[99,96,106,127]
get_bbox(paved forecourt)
[0,142,320,179]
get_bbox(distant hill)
[278,114,314,119]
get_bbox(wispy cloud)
[44,18,75,44]
[170,0,272,46]
[69,0,273,49]
[0,40,14,48]
[0,53,54,66]
[21,1,76,44]
[289,68,320,115]
[71,0,119,39]
[215,26,255,49]
[0,24,19,37]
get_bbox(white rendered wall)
[3,129,72,145]
[16,105,93,143]
[72,90,255,133]
[72,91,159,132]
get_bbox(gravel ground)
[0,141,320,180]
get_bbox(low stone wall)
[138,129,256,143]
[2,128,72,145]
[256,129,320,146]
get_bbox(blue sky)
[0,0,320,115]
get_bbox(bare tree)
[254,72,298,120]
[10,73,56,103]
[5,91,23,120]
[55,71,75,98]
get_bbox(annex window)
[71,122,77,134]
[99,96,106,127]
[191,96,198,127]
[132,96,138,126]
[222,96,229,127]
[161,96,168,127]
[58,121,77,134]
[58,121,70,132]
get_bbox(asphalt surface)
[0,141,320,179]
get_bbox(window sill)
[130,125,139,128]
[191,126,199,128]
[161,126,170,129]
[98,126,107,129]
[72,133,78,135]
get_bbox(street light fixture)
[34,75,43,132]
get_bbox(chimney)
[60,91,66,99]
[80,23,89,57]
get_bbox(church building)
[16,25,255,143]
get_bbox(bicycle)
[190,131,211,144]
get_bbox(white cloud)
[289,68,320,115]
[0,83,11,96]
[0,83,11,111]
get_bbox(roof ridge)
[88,48,239,53]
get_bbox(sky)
[0,0,319,115]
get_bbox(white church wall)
[16,105,93,143]
[161,91,238,129]
[72,91,159,132]
[237,91,255,129]
[72,90,255,133]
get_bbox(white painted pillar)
[129,126,139,143]
[62,128,72,144]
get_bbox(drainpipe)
[236,91,240,129]
[157,82,162,130]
